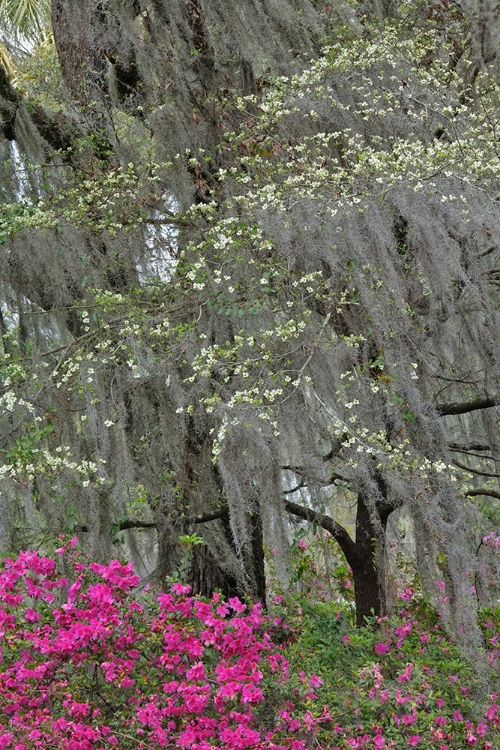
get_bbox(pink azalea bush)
[0,539,307,749]
[0,537,499,749]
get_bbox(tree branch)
[465,489,500,500]
[437,396,499,416]
[75,507,230,534]
[281,463,346,488]
[452,458,500,479]
[74,519,157,533]
[449,442,492,452]
[284,499,358,563]
[192,508,229,524]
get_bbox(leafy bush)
[0,540,306,749]
[276,545,500,750]
[0,539,498,749]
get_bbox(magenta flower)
[170,582,192,595]
[434,715,448,726]
[309,674,323,688]
[1,542,498,750]
[476,722,489,737]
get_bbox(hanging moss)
[0,2,499,671]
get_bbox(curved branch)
[283,480,305,494]
[449,442,492,453]
[284,499,358,564]
[465,489,500,500]
[453,458,500,479]
[74,507,229,535]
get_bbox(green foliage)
[0,0,51,81]
[273,548,500,748]
[0,0,50,42]
[166,534,206,585]
[4,419,54,469]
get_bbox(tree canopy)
[0,0,500,653]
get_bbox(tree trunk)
[247,508,267,607]
[351,492,386,626]
[188,508,266,606]
[284,494,389,626]
[188,541,240,600]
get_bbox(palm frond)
[0,0,51,43]
[0,39,15,76]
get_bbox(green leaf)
[393,392,404,406]
[403,410,417,423]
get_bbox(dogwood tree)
[0,0,499,644]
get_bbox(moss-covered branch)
[437,397,499,416]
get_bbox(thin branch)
[284,481,305,494]
[452,458,500,479]
[434,373,479,385]
[280,312,331,404]
[297,312,331,379]
[449,442,492,452]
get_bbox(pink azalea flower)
[397,663,413,682]
[228,596,246,613]
[309,674,323,688]
[434,716,448,727]
[24,608,41,623]
[170,582,192,595]
[476,722,488,737]
[485,703,498,721]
